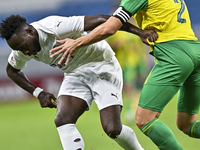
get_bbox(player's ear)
[26,25,34,36]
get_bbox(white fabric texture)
[114,125,144,150]
[58,57,123,110]
[57,124,84,150]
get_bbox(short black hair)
[0,14,27,40]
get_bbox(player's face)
[7,26,41,56]
[18,35,41,56]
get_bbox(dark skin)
[6,14,158,138]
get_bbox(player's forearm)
[77,24,113,47]
[6,64,37,94]
[8,71,37,94]
[120,22,144,37]
[84,14,143,37]
[77,16,122,47]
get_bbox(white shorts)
[57,57,123,110]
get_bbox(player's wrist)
[76,38,84,47]
[33,87,43,98]
[135,28,143,37]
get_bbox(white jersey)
[8,16,115,73]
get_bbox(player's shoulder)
[37,16,60,23]
[33,15,85,24]
[30,16,62,32]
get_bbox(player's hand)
[37,91,57,108]
[50,38,78,66]
[139,30,158,46]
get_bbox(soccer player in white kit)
[0,14,157,150]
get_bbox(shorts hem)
[177,110,199,115]
[138,104,163,113]
[58,93,91,111]
[99,103,123,111]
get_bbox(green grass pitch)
[0,95,199,150]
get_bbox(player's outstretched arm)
[6,63,57,108]
[84,14,158,42]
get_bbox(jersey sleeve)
[8,50,31,70]
[113,0,148,24]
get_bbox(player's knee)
[135,119,145,129]
[54,113,73,127]
[136,122,145,130]
[135,117,146,129]
[177,123,190,134]
[54,114,65,127]
[103,124,122,139]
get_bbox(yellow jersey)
[119,0,197,43]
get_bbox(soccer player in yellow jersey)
[50,0,200,149]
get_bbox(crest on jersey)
[10,56,16,65]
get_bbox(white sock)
[57,124,84,150]
[114,125,144,150]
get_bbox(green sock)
[188,120,200,138]
[141,118,183,150]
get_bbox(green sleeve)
[119,0,148,15]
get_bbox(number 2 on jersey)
[173,0,186,23]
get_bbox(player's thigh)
[57,95,88,122]
[148,41,194,86]
[100,105,122,132]
[58,75,94,110]
[92,57,124,111]
[138,84,180,112]
[95,80,123,127]
[56,76,93,125]
[177,83,200,115]
[138,40,195,114]
[177,70,200,129]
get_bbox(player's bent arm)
[6,63,37,94]
[6,63,57,108]
[83,15,158,46]
[84,14,110,31]
[84,14,144,36]
[78,15,158,47]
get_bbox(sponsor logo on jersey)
[111,93,118,99]
[57,21,62,27]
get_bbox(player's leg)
[136,85,183,150]
[177,112,199,137]
[55,95,88,150]
[92,56,143,149]
[176,40,200,138]
[54,75,93,150]
[135,40,196,150]
[100,105,144,150]
[177,79,200,138]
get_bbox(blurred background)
[0,0,200,149]
[0,0,200,102]
[0,0,200,121]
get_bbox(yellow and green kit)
[118,0,200,113]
